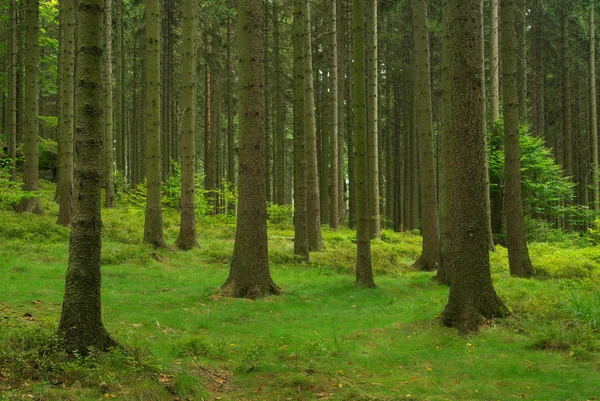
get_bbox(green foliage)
[588,217,600,245]
[488,122,575,218]
[267,202,294,224]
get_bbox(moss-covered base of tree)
[16,197,44,215]
[221,279,281,300]
[59,326,119,355]
[175,234,198,251]
[441,292,509,334]
[412,252,440,272]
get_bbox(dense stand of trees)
[1,0,600,351]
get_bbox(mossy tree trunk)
[353,0,375,288]
[293,0,309,262]
[17,0,43,215]
[143,0,167,248]
[175,0,198,250]
[303,0,325,251]
[412,0,440,272]
[441,0,508,333]
[104,0,115,209]
[59,0,117,354]
[222,0,280,299]
[501,0,534,278]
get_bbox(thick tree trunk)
[353,0,375,288]
[222,0,280,299]
[304,0,325,251]
[17,0,43,215]
[143,0,167,248]
[104,0,115,208]
[501,0,534,278]
[176,0,198,250]
[293,0,309,261]
[441,0,508,333]
[59,0,117,354]
[412,0,440,272]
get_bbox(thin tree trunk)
[329,0,339,230]
[115,0,124,173]
[353,0,375,288]
[366,0,380,239]
[176,0,198,250]
[563,4,573,231]
[304,0,325,251]
[501,0,534,278]
[143,0,167,248]
[591,6,599,213]
[104,0,115,208]
[412,0,440,272]
[293,0,309,261]
[16,0,43,215]
[517,0,527,123]
[273,1,285,206]
[9,0,17,182]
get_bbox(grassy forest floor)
[1,181,600,401]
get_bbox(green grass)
[1,188,599,400]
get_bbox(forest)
[0,0,600,399]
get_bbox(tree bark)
[501,0,534,278]
[412,0,440,272]
[273,1,285,206]
[115,0,124,173]
[366,0,380,239]
[329,0,339,230]
[59,0,117,354]
[441,0,508,333]
[176,0,198,250]
[293,0,309,261]
[304,0,325,251]
[222,0,280,299]
[16,0,43,215]
[9,0,17,182]
[143,0,167,248]
[104,0,115,208]
[353,0,375,288]
[591,6,599,213]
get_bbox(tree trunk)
[336,0,346,226]
[227,15,236,212]
[412,0,440,272]
[501,0,534,278]
[366,0,380,239]
[222,0,280,299]
[59,0,117,354]
[353,0,375,288]
[176,0,198,250]
[115,0,124,173]
[273,1,285,206]
[562,4,573,231]
[441,0,508,333]
[329,0,339,230]
[143,0,167,248]
[16,0,43,215]
[9,0,17,182]
[304,0,325,251]
[293,0,309,261]
[517,0,527,123]
[104,0,115,208]
[591,6,599,213]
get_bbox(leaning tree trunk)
[412,0,440,272]
[175,0,198,250]
[353,0,375,288]
[143,0,167,248]
[222,0,280,299]
[17,0,43,215]
[303,0,325,251]
[501,0,534,278]
[441,0,508,333]
[59,0,117,354]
